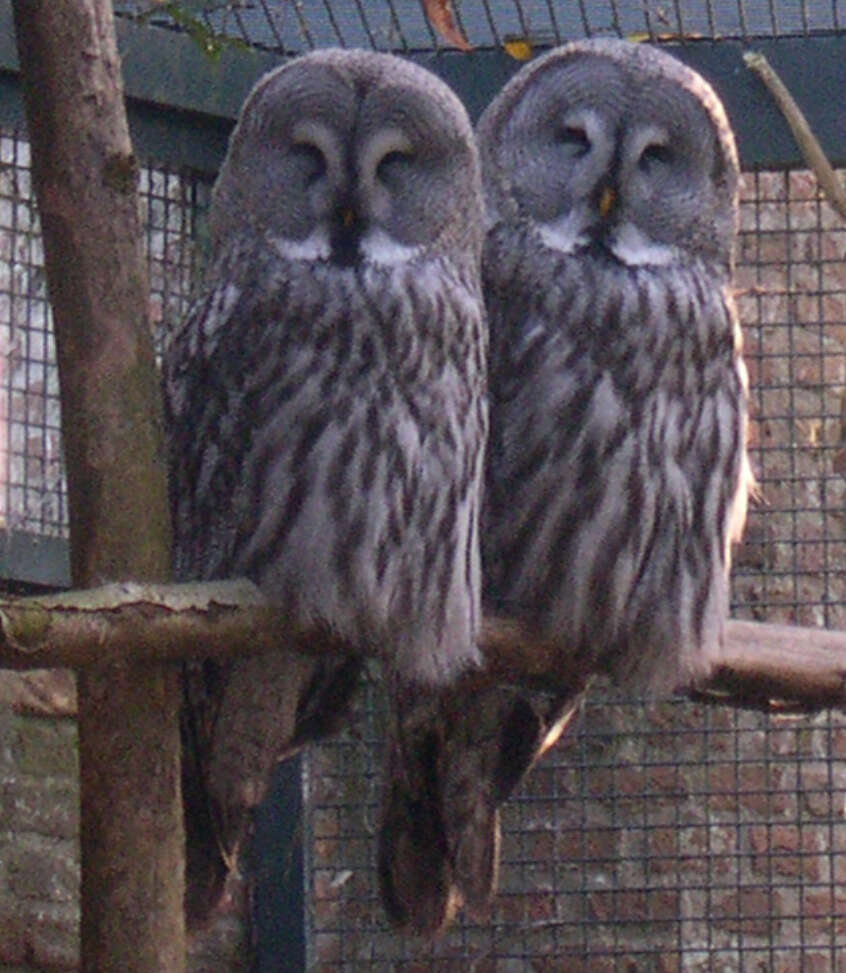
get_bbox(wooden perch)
[1,580,845,712]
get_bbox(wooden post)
[11,3,183,970]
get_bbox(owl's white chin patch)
[271,227,421,266]
[360,228,422,266]
[608,224,678,266]
[537,209,591,254]
[271,228,331,262]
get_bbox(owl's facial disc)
[479,44,737,270]
[283,120,434,268]
[215,53,481,271]
[323,133,423,267]
[539,117,687,267]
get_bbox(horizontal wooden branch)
[0,580,353,668]
[1,580,845,712]
[694,619,846,711]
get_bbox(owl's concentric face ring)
[478,39,739,269]
[210,49,483,267]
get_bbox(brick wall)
[0,674,79,971]
[0,672,250,973]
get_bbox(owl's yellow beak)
[598,185,616,220]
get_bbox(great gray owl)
[164,49,511,934]
[478,40,751,699]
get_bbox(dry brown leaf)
[423,0,472,51]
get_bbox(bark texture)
[1,582,846,713]
[11,3,182,970]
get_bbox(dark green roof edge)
[0,530,71,590]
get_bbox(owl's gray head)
[211,49,483,269]
[477,39,739,271]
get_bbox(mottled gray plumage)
[164,50,492,932]
[478,40,751,694]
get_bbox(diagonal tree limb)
[744,50,846,222]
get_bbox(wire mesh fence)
[1,15,845,969]
[0,132,62,536]
[733,169,846,632]
[307,685,846,971]
[0,127,208,538]
[112,1,846,54]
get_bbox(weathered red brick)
[556,826,619,864]
[738,763,791,815]
[711,887,780,936]
[645,765,685,798]
[589,888,649,923]
[747,823,823,881]
[801,891,846,937]
[0,777,79,839]
[700,763,740,813]
[0,902,27,965]
[7,839,79,903]
[773,953,830,973]
[23,904,79,971]
[645,826,680,876]
[656,954,681,973]
[649,890,682,923]
[10,716,78,778]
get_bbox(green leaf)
[133,2,250,63]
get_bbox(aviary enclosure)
[1,1,845,970]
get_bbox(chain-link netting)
[112,1,846,54]
[0,129,208,537]
[307,689,846,970]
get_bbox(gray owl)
[478,41,751,702]
[164,49,505,934]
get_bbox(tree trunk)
[11,3,183,971]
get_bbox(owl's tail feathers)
[181,723,235,929]
[378,683,582,935]
[378,724,461,935]
[181,652,364,929]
